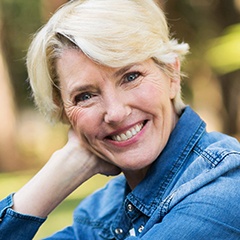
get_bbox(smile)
[110,122,144,142]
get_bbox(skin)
[12,49,181,218]
[58,49,180,189]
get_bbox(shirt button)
[138,225,144,233]
[127,203,134,212]
[115,228,123,235]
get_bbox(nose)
[103,91,131,124]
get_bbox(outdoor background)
[0,0,239,239]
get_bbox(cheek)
[65,106,100,137]
[135,80,170,108]
[65,106,83,127]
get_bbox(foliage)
[206,24,240,74]
[0,0,239,173]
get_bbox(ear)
[169,57,181,99]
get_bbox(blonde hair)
[27,0,189,123]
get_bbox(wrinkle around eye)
[63,98,89,122]
[65,105,84,124]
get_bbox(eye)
[74,92,93,103]
[124,72,140,83]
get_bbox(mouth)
[107,121,147,142]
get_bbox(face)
[57,49,180,173]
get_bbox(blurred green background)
[0,171,111,239]
[0,0,239,239]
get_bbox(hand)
[12,128,120,218]
[67,129,121,177]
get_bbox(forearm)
[0,194,45,240]
[13,146,98,218]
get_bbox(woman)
[0,0,240,239]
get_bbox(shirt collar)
[126,106,206,216]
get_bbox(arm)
[13,129,120,217]
[0,129,120,239]
[0,194,45,239]
[12,132,98,218]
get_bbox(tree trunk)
[0,8,20,171]
[41,0,68,21]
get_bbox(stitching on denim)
[153,121,206,206]
[201,149,239,168]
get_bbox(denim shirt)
[1,107,240,240]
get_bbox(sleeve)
[0,194,46,240]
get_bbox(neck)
[123,166,150,190]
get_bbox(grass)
[0,170,111,239]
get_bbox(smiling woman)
[0,0,240,239]
[27,0,188,123]
[58,51,179,181]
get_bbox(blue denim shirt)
[1,107,240,240]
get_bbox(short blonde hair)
[27,0,189,123]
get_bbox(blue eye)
[125,72,140,82]
[74,92,93,103]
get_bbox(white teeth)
[112,123,143,142]
[131,128,137,135]
[116,135,122,142]
[135,125,141,132]
[120,133,127,141]
[126,130,132,138]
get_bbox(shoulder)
[197,131,240,154]
[168,132,240,220]
[165,147,240,236]
[193,131,240,168]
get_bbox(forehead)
[56,49,117,83]
[56,48,152,82]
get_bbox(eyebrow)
[69,84,96,99]
[113,63,140,78]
